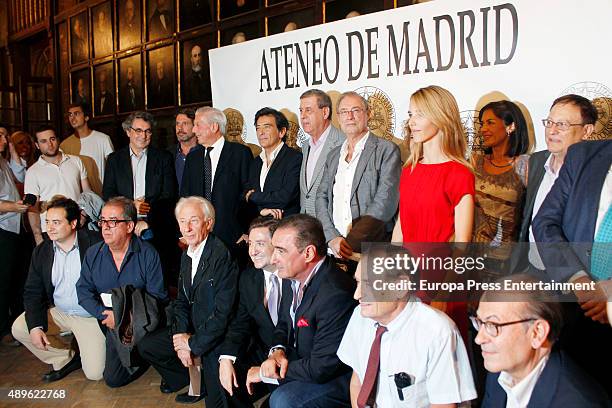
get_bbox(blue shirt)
[174,144,200,191]
[52,239,90,317]
[77,235,167,320]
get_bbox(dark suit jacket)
[510,150,551,273]
[219,267,293,363]
[23,230,102,332]
[482,349,611,408]
[97,91,115,116]
[274,257,356,384]
[181,141,252,248]
[102,145,177,233]
[533,140,612,281]
[149,9,173,40]
[248,143,302,217]
[172,234,239,357]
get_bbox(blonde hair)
[404,85,471,170]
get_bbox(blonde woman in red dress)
[392,85,475,337]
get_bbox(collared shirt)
[24,152,88,232]
[0,157,24,234]
[332,133,370,237]
[337,300,477,407]
[528,154,560,269]
[208,136,225,190]
[51,236,90,317]
[498,355,549,408]
[263,268,283,305]
[187,237,207,283]
[289,258,325,327]
[130,147,148,200]
[305,124,331,189]
[259,142,284,191]
[77,236,167,320]
[175,144,200,188]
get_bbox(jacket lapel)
[526,350,560,408]
[350,133,376,199]
[144,148,158,198]
[191,237,214,293]
[263,144,287,191]
[119,148,135,198]
[581,149,610,240]
[212,142,230,193]
[300,142,310,193]
[42,240,55,294]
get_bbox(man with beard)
[25,126,91,245]
[168,109,199,191]
[183,45,208,104]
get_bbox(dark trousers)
[139,327,229,408]
[225,347,274,408]
[103,330,150,388]
[0,228,27,337]
[559,302,612,398]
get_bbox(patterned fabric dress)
[472,154,529,276]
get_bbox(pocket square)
[297,317,309,327]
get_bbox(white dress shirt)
[305,125,331,189]
[208,136,225,190]
[187,237,207,283]
[130,147,148,200]
[332,133,370,237]
[338,300,477,407]
[259,142,284,191]
[498,355,549,408]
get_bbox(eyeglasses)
[338,108,365,117]
[97,219,131,228]
[541,119,584,131]
[470,316,536,337]
[130,127,153,136]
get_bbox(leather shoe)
[175,392,204,404]
[159,379,173,394]
[42,355,81,382]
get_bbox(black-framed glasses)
[338,107,365,117]
[541,119,584,131]
[470,315,536,337]
[130,127,153,136]
[97,219,131,228]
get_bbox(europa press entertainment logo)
[561,82,612,141]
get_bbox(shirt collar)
[259,142,284,165]
[308,124,331,149]
[543,154,559,177]
[52,234,79,254]
[209,135,225,151]
[130,147,148,159]
[498,354,550,406]
[340,132,369,157]
[367,297,418,333]
[177,143,199,157]
[187,237,207,260]
[38,151,69,166]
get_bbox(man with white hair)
[139,196,239,406]
[181,107,252,256]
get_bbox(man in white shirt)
[475,275,610,407]
[25,125,91,245]
[338,261,476,408]
[316,92,401,261]
[298,89,345,216]
[61,103,114,195]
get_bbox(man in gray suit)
[513,94,597,273]
[299,89,345,216]
[316,91,401,260]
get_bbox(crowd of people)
[0,85,610,407]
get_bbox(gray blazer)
[300,125,345,216]
[316,132,401,242]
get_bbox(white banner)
[210,0,612,153]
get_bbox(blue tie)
[591,204,612,281]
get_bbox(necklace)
[486,156,514,168]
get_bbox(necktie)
[267,274,280,325]
[203,146,214,201]
[357,325,388,408]
[591,204,612,281]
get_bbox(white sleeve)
[336,307,362,376]
[103,134,114,157]
[23,168,39,196]
[76,156,88,179]
[425,327,477,404]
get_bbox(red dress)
[399,161,475,338]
